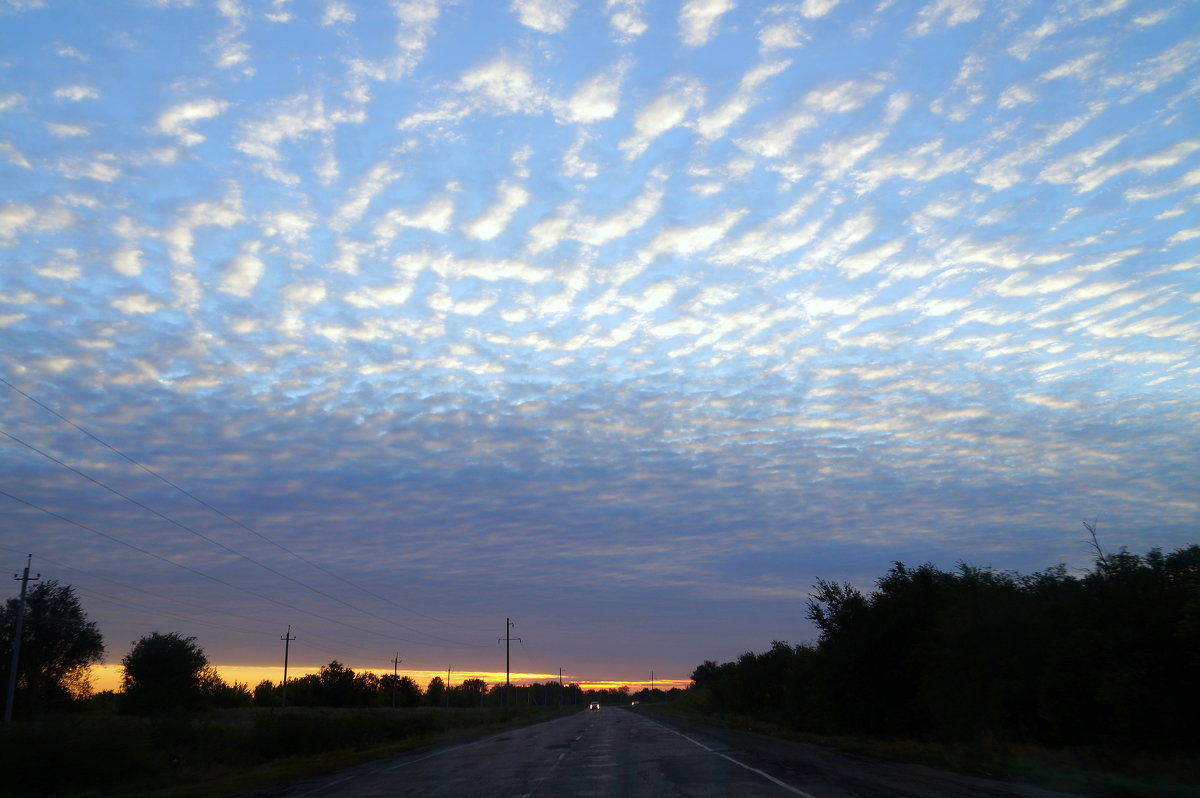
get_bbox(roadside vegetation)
[676,538,1200,797]
[0,585,617,797]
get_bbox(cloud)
[44,125,88,143]
[736,78,885,158]
[908,0,982,37]
[260,209,315,244]
[211,0,252,72]
[0,141,29,168]
[619,77,705,159]
[237,93,355,184]
[511,0,576,33]
[801,0,840,19]
[111,293,164,314]
[1069,139,1200,194]
[1125,167,1200,202]
[157,98,229,146]
[528,167,667,252]
[839,237,905,278]
[606,0,647,38]
[0,202,73,243]
[111,246,143,277]
[758,19,806,53]
[53,85,98,101]
[1104,39,1200,99]
[347,0,442,84]
[322,0,354,25]
[560,59,628,124]
[1040,52,1101,82]
[975,110,1100,191]
[56,154,120,182]
[220,243,265,297]
[162,186,245,268]
[679,0,736,47]
[697,59,791,140]
[330,160,403,231]
[374,192,457,241]
[634,208,747,269]
[459,52,547,115]
[466,181,530,240]
[561,129,599,178]
[279,279,327,336]
[266,0,293,22]
[997,84,1036,109]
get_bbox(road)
[249,707,1086,798]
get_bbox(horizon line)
[88,663,692,694]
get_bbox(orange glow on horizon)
[88,664,689,695]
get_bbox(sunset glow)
[87,664,688,697]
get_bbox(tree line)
[0,581,650,717]
[687,542,1200,751]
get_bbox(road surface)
[248,707,1086,797]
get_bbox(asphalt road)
[250,707,1087,798]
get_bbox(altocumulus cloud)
[0,0,1196,686]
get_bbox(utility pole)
[446,665,451,708]
[498,618,521,707]
[391,653,402,709]
[280,625,295,708]
[4,554,39,727]
[559,667,563,708]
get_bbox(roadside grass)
[643,704,1200,798]
[1,705,578,798]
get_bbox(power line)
[0,375,488,634]
[0,544,298,639]
[1,426,478,648]
[0,489,485,649]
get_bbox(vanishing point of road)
[248,707,1084,798]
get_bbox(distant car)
[588,701,600,710]
[630,700,639,706]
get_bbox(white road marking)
[297,775,355,795]
[648,719,818,798]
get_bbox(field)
[1,705,575,798]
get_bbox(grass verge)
[641,704,1200,798]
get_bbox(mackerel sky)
[1,0,1198,687]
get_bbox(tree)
[0,580,104,715]
[426,675,446,707]
[318,660,356,707]
[120,632,209,715]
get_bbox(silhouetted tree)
[426,675,446,707]
[120,632,209,715]
[253,678,278,707]
[387,674,421,707]
[0,580,104,715]
[688,542,1200,751]
[457,677,487,706]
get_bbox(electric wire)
[1,426,480,648]
[0,488,489,649]
[0,544,267,637]
[0,375,489,634]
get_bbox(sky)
[1,0,1198,693]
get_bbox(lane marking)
[296,775,354,796]
[647,719,818,798]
